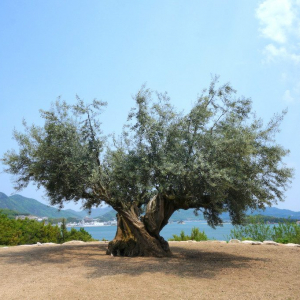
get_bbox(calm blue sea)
[68,221,235,241]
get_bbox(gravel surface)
[0,241,299,300]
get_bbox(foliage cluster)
[0,209,26,219]
[1,78,293,227]
[168,227,208,241]
[246,214,298,224]
[229,216,300,244]
[0,213,96,246]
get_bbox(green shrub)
[0,209,23,219]
[229,216,300,243]
[65,227,96,242]
[0,213,61,245]
[169,227,208,241]
[0,213,97,245]
[229,216,273,241]
[272,222,300,244]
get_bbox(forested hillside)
[0,192,80,218]
[1,192,299,221]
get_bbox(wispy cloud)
[256,0,300,64]
[264,44,300,63]
[280,73,300,103]
[283,89,294,103]
[256,0,295,43]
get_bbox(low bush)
[229,216,300,243]
[0,213,97,245]
[64,227,96,242]
[272,222,300,244]
[168,227,208,241]
[229,216,273,242]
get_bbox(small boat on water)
[177,220,185,224]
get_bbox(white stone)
[253,241,263,245]
[62,240,85,245]
[284,243,300,247]
[209,240,227,243]
[241,240,262,245]
[263,240,279,246]
[242,240,254,244]
[229,239,241,243]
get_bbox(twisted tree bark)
[106,195,176,257]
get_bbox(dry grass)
[0,241,299,300]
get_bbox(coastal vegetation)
[168,227,208,241]
[0,212,96,246]
[2,78,293,256]
[167,217,300,244]
[229,216,300,244]
[249,214,299,224]
[0,208,23,219]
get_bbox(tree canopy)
[2,77,293,256]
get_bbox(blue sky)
[0,0,299,211]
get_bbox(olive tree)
[2,78,293,256]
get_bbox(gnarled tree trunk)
[106,195,176,257]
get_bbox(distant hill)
[169,207,300,221]
[250,207,300,219]
[93,208,204,222]
[1,192,299,221]
[0,192,114,219]
[80,206,113,218]
[170,209,204,221]
[97,210,117,221]
[94,206,300,222]
[0,192,81,218]
[64,206,113,219]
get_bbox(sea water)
[68,221,235,241]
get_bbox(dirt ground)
[0,241,299,300]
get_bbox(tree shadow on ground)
[0,243,268,280]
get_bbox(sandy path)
[0,241,299,300]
